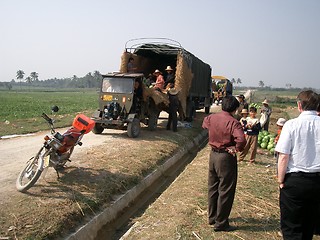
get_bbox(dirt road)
[0,111,173,197]
[0,128,125,196]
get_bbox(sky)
[1,0,320,88]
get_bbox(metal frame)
[125,38,183,53]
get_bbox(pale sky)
[1,0,319,88]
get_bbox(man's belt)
[211,148,227,153]
[287,172,320,177]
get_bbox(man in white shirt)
[276,90,320,239]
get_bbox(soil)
[0,111,205,240]
[120,106,319,240]
[0,104,301,240]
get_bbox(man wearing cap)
[166,85,180,132]
[164,66,175,88]
[274,118,286,144]
[276,90,320,239]
[235,95,248,120]
[202,95,246,232]
[260,99,272,131]
[239,108,249,134]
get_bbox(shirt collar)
[299,111,318,117]
[222,111,233,116]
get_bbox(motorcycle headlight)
[49,138,63,150]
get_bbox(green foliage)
[0,90,98,136]
[0,90,98,121]
[249,102,261,109]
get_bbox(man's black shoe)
[214,225,237,232]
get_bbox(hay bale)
[120,52,130,73]
[143,87,169,106]
[175,52,193,117]
[121,52,154,74]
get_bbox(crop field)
[0,88,306,137]
[0,89,99,136]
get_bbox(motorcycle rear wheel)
[16,147,46,192]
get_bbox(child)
[238,107,262,163]
[274,118,286,145]
[274,117,286,175]
[239,108,249,134]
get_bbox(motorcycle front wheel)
[16,147,46,192]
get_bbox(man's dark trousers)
[208,150,237,229]
[280,174,320,240]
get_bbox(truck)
[211,76,233,105]
[122,38,212,117]
[91,38,212,137]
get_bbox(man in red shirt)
[202,95,246,232]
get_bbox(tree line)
[0,70,103,90]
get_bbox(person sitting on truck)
[131,79,143,113]
[153,69,165,91]
[164,66,175,88]
[127,57,137,73]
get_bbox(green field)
[0,89,99,136]
[0,88,303,137]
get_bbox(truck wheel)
[127,118,140,138]
[92,123,104,134]
[205,106,210,114]
[147,111,158,131]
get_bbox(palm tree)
[30,72,39,82]
[231,78,236,85]
[16,70,25,89]
[285,83,292,89]
[25,76,32,90]
[236,78,242,84]
[258,81,265,88]
[72,75,78,81]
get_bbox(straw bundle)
[120,52,130,73]
[174,52,193,117]
[143,87,170,106]
[120,52,145,73]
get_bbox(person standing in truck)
[127,57,137,73]
[202,95,246,232]
[164,66,175,88]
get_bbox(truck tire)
[92,123,104,134]
[147,111,158,131]
[127,118,140,138]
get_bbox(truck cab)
[92,73,157,138]
[212,76,233,105]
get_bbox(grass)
[0,90,98,136]
[120,104,313,240]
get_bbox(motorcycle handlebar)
[41,113,53,125]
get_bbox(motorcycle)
[16,106,95,192]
